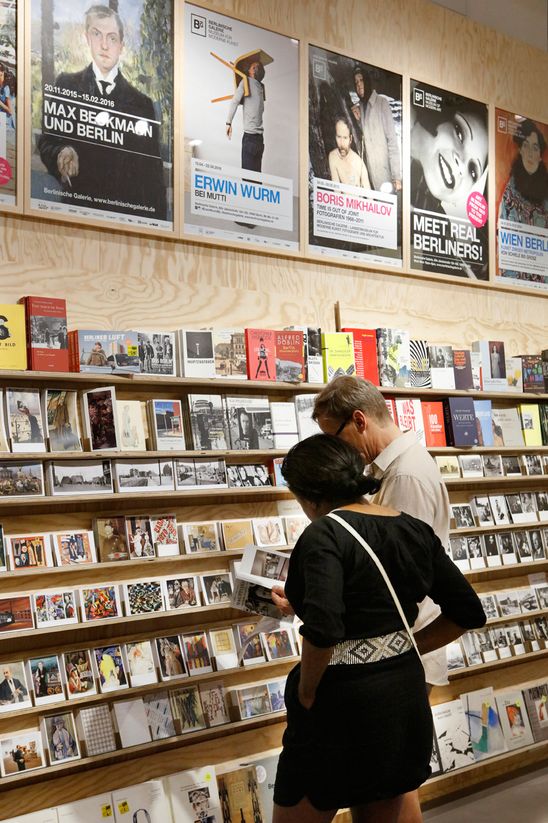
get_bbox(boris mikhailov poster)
[308,45,402,268]
[495,108,548,291]
[0,0,17,207]
[30,0,173,230]
[184,4,299,250]
[410,80,489,280]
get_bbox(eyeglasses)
[334,414,354,436]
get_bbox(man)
[86,341,108,368]
[328,117,371,188]
[38,5,166,220]
[226,59,266,173]
[0,666,28,705]
[352,66,402,193]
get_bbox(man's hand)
[226,124,232,139]
[271,585,294,616]
[57,146,79,180]
[393,179,402,192]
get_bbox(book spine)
[442,400,455,446]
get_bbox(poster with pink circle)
[0,0,17,207]
[409,79,489,281]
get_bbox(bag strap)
[327,511,423,665]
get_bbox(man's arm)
[379,95,401,185]
[226,82,245,136]
[328,152,341,183]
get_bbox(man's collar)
[371,430,418,476]
[91,61,120,87]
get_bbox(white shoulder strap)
[327,511,422,664]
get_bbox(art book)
[217,766,266,822]
[452,348,474,390]
[70,330,140,374]
[111,781,172,822]
[0,304,27,370]
[443,397,480,447]
[422,401,446,447]
[225,396,273,450]
[491,407,524,447]
[188,394,229,450]
[212,328,248,379]
[148,399,186,451]
[505,356,523,393]
[428,345,455,389]
[341,327,381,385]
[520,354,544,394]
[285,325,323,383]
[179,329,216,378]
[431,699,475,771]
[43,389,82,452]
[322,331,356,382]
[231,565,286,621]
[461,687,508,761]
[19,295,69,372]
[245,328,277,381]
[116,400,146,451]
[472,340,508,392]
[56,793,114,822]
[166,765,222,823]
[6,388,46,452]
[136,330,177,376]
[408,339,431,389]
[376,328,410,388]
[394,398,425,445]
[523,682,548,742]
[519,403,542,446]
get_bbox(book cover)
[342,327,380,385]
[77,704,117,756]
[376,328,410,387]
[540,403,548,446]
[428,345,455,389]
[285,326,323,383]
[470,351,482,390]
[473,400,494,446]
[431,699,475,771]
[293,394,321,440]
[523,682,548,742]
[135,330,176,376]
[422,401,446,447]
[217,766,265,823]
[116,399,146,451]
[275,330,304,382]
[394,398,425,445]
[472,340,508,392]
[453,349,474,390]
[6,388,46,452]
[180,329,215,378]
[112,781,172,822]
[505,356,523,393]
[270,402,299,449]
[167,766,221,823]
[443,397,480,447]
[20,296,69,372]
[543,349,548,391]
[189,394,229,450]
[521,354,544,394]
[519,403,542,446]
[461,687,508,761]
[245,328,276,381]
[409,339,431,389]
[112,699,152,748]
[212,329,247,379]
[0,304,27,371]
[322,331,355,383]
[71,330,140,374]
[491,407,525,447]
[225,396,273,450]
[148,399,185,451]
[57,794,113,822]
[496,689,535,751]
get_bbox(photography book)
[491,407,525,447]
[19,295,69,372]
[212,328,247,379]
[147,399,186,451]
[179,329,215,378]
[270,401,299,449]
[293,394,321,440]
[453,349,474,390]
[409,339,431,389]
[428,345,455,390]
[505,356,523,393]
[135,330,176,376]
[472,340,508,392]
[189,394,229,450]
[0,303,27,371]
[518,403,542,446]
[376,328,410,388]
[237,546,290,589]
[443,397,480,447]
[342,327,381,385]
[225,396,273,450]
[69,330,140,374]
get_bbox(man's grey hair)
[313,376,392,425]
[85,5,124,41]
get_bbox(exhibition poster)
[30,0,173,230]
[0,0,17,207]
[309,44,402,268]
[184,4,299,250]
[495,107,548,291]
[410,80,489,280]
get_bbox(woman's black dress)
[273,510,486,810]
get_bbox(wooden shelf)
[465,559,548,582]
[0,448,288,462]
[448,647,548,680]
[451,520,545,536]
[486,608,548,626]
[431,446,548,454]
[444,475,547,488]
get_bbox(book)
[491,407,524,447]
[70,330,140,374]
[112,699,152,748]
[408,339,431,389]
[41,711,80,764]
[394,398,425,445]
[113,458,175,493]
[342,327,380,384]
[47,459,113,496]
[443,397,480,447]
[81,386,119,451]
[0,304,27,370]
[496,689,535,750]
[238,546,290,589]
[540,403,548,445]
[452,349,474,390]
[147,399,186,451]
[470,350,482,390]
[519,403,542,446]
[166,766,222,822]
[275,329,305,382]
[225,396,273,450]
[5,388,46,452]
[56,793,113,822]
[19,296,69,372]
[523,682,548,742]
[136,330,176,375]
[322,331,356,382]
[245,328,276,381]
[520,354,544,394]
[473,399,494,446]
[543,349,548,392]
[505,356,523,393]
[212,329,247,379]
[293,393,321,440]
[461,687,507,761]
[472,340,507,392]
[77,704,116,756]
[285,325,323,383]
[116,399,146,451]
[428,345,455,389]
[217,766,266,822]
[239,753,278,822]
[270,401,299,448]
[188,394,229,450]
[421,401,446,447]
[43,390,82,452]
[179,329,215,378]
[376,328,410,387]
[111,781,172,822]
[431,699,475,771]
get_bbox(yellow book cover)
[519,403,542,446]
[217,766,265,823]
[321,332,355,382]
[0,304,27,370]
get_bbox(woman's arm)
[413,614,467,656]
[298,637,334,708]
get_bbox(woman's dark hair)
[511,119,548,205]
[281,434,380,505]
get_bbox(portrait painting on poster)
[183,4,299,251]
[29,0,174,231]
[409,80,489,280]
[495,108,548,291]
[0,0,18,208]
[308,44,402,268]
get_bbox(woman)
[0,63,15,130]
[271,435,486,823]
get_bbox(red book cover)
[68,330,79,372]
[245,329,276,381]
[342,327,380,385]
[19,296,69,372]
[275,330,304,382]
[422,401,447,447]
[384,397,397,423]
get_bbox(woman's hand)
[298,681,316,710]
[271,585,295,616]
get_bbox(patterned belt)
[328,631,413,665]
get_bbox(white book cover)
[293,393,321,440]
[112,781,173,823]
[472,340,508,392]
[43,389,82,452]
[48,459,113,496]
[470,351,482,390]
[57,793,113,823]
[212,328,248,379]
[179,329,215,378]
[51,530,97,566]
[505,356,523,393]
[5,388,47,452]
[208,627,239,670]
[114,459,175,493]
[148,399,186,451]
[428,346,455,390]
[270,402,298,437]
[496,689,535,750]
[252,517,287,548]
[491,407,525,447]
[394,398,425,445]
[285,325,323,384]
[116,400,146,451]
[112,698,152,748]
[461,687,508,761]
[167,766,221,823]
[6,532,53,571]
[11,811,58,823]
[80,386,119,451]
[135,330,177,376]
[0,661,32,712]
[238,546,290,589]
[431,699,475,771]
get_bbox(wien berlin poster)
[183,4,299,251]
[0,0,17,207]
[308,45,402,268]
[409,80,489,280]
[30,0,173,230]
[496,108,548,291]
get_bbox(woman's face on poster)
[422,111,487,206]
[520,131,542,175]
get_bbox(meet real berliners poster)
[30,0,173,231]
[0,0,17,207]
[308,45,403,268]
[184,4,299,251]
[410,80,489,280]
[495,108,548,291]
